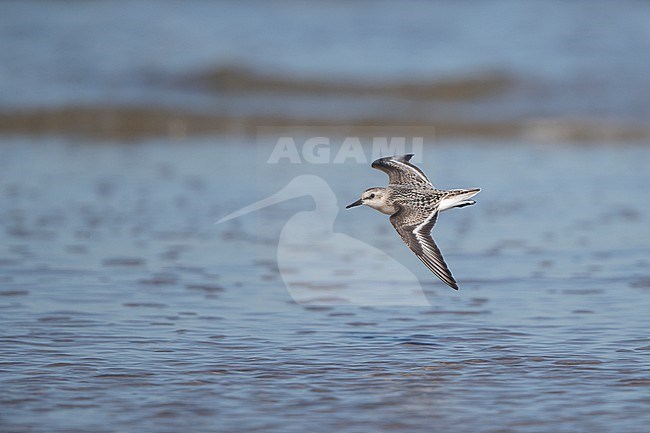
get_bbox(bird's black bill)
[346,199,363,209]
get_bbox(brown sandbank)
[1,106,648,142]
[193,66,514,100]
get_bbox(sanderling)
[346,154,480,290]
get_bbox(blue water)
[1,1,650,431]
[1,0,650,121]
[1,137,649,432]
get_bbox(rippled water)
[1,137,649,432]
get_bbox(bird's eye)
[369,194,375,199]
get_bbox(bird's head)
[346,187,388,212]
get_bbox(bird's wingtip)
[392,154,414,162]
[371,153,416,166]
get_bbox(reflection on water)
[1,137,649,432]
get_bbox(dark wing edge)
[390,209,459,290]
[412,232,459,290]
[371,154,432,187]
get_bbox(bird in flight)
[346,154,480,290]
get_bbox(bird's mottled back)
[388,186,445,225]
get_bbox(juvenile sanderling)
[346,154,480,290]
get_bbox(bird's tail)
[438,188,480,212]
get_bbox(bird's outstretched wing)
[390,206,458,290]
[371,154,433,187]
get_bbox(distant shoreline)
[0,105,648,142]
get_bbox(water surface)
[1,137,649,432]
